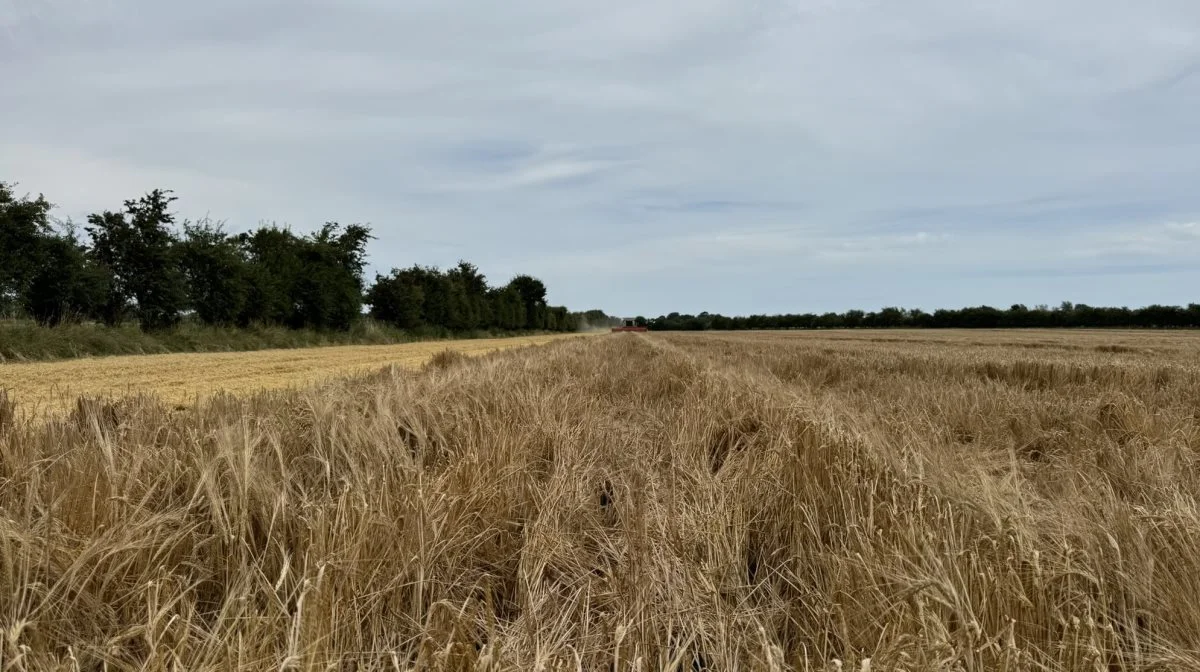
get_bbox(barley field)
[2,329,1200,670]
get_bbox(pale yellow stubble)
[0,333,588,413]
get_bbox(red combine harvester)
[612,318,647,333]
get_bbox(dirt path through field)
[0,333,587,413]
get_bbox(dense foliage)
[366,264,583,333]
[1,181,604,333]
[645,302,1200,331]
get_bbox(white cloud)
[1071,221,1200,259]
[425,151,634,194]
[1164,222,1200,240]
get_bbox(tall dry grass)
[2,330,1200,670]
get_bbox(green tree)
[292,222,373,330]
[238,226,303,326]
[85,189,187,330]
[403,265,451,328]
[447,260,489,330]
[547,306,573,331]
[22,225,111,326]
[178,220,249,326]
[366,268,426,329]
[0,182,54,315]
[876,306,906,327]
[489,286,526,330]
[508,275,547,330]
[236,223,371,330]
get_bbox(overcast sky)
[3,0,1199,316]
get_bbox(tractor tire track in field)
[0,333,589,414]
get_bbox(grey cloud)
[2,0,1199,315]
[972,263,1200,280]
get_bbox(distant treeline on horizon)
[641,302,1200,331]
[1,182,620,333]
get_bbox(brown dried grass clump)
[425,348,470,371]
[2,329,1200,670]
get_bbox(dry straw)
[2,328,1199,670]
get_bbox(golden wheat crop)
[0,333,584,414]
[2,329,1200,670]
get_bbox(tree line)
[643,302,1200,331]
[1,182,607,333]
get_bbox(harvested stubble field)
[2,329,1200,671]
[0,333,581,414]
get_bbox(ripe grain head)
[1,329,1199,669]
